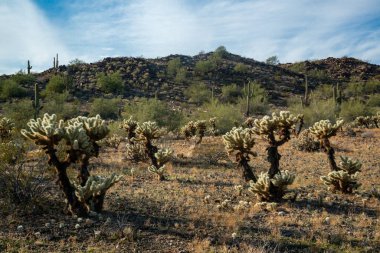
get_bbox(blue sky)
[1,0,380,74]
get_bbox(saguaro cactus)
[223,127,256,182]
[300,75,310,107]
[21,114,121,216]
[27,60,32,74]
[244,81,254,117]
[249,111,300,201]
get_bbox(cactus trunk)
[322,138,339,171]
[238,154,256,182]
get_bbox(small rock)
[17,225,24,231]
[94,230,101,236]
[75,224,80,229]
[77,217,83,223]
[34,232,41,236]
[278,211,285,216]
[231,232,238,239]
[324,217,330,224]
[85,218,94,225]
[59,223,65,229]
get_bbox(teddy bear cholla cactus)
[126,121,172,180]
[222,127,256,182]
[208,117,219,136]
[0,117,14,140]
[21,113,121,216]
[181,120,207,144]
[249,111,300,201]
[309,119,344,171]
[249,170,295,201]
[120,116,138,143]
[320,156,362,193]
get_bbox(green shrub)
[367,94,380,108]
[184,82,212,105]
[344,80,380,97]
[238,82,270,115]
[2,99,35,129]
[0,79,27,99]
[194,60,216,77]
[234,63,249,74]
[11,72,36,86]
[123,98,183,131]
[289,99,337,127]
[167,58,181,78]
[90,98,122,120]
[42,92,80,120]
[221,84,243,103]
[339,100,371,122]
[97,72,124,94]
[193,101,242,134]
[175,67,188,83]
[43,75,70,97]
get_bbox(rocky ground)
[0,128,379,252]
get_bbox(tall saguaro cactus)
[21,114,121,216]
[223,127,256,182]
[27,60,32,74]
[244,81,254,117]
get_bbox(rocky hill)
[4,52,380,105]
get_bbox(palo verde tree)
[309,119,361,193]
[222,127,256,182]
[21,114,122,216]
[249,111,301,201]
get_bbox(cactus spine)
[27,60,32,74]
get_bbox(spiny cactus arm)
[125,142,147,162]
[181,121,197,139]
[249,173,272,200]
[21,113,65,146]
[120,116,138,140]
[339,156,362,174]
[309,119,344,140]
[271,170,295,190]
[148,165,166,180]
[195,120,207,144]
[0,117,15,139]
[155,148,173,167]
[74,174,123,202]
[222,127,255,156]
[135,121,165,142]
[64,122,94,156]
[70,115,109,141]
[321,171,360,193]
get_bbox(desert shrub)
[42,92,80,120]
[289,99,336,127]
[11,72,36,86]
[2,99,35,129]
[292,129,320,152]
[344,80,380,97]
[167,58,181,78]
[213,45,228,59]
[234,63,249,74]
[339,100,371,122]
[184,82,212,105]
[123,98,183,131]
[221,84,243,103]
[312,84,334,100]
[175,67,188,83]
[238,82,270,115]
[97,72,124,94]
[90,98,122,120]
[367,94,380,108]
[194,102,242,134]
[42,75,71,97]
[194,60,216,77]
[0,79,27,99]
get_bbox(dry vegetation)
[1,124,379,253]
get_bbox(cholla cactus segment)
[244,117,255,128]
[309,119,344,140]
[0,117,14,139]
[292,129,320,152]
[195,120,207,134]
[222,127,255,155]
[135,121,165,141]
[252,111,299,139]
[21,113,65,145]
[102,134,123,149]
[271,170,296,189]
[125,142,147,162]
[148,165,166,177]
[69,115,109,141]
[64,122,93,155]
[249,171,295,201]
[339,156,362,174]
[249,173,272,200]
[320,171,360,193]
[74,173,122,202]
[181,121,197,139]
[154,148,173,166]
[120,116,138,135]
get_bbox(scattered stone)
[77,217,83,223]
[278,211,286,216]
[17,225,24,231]
[75,224,80,229]
[34,232,41,236]
[59,222,65,229]
[45,223,51,228]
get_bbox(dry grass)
[0,129,379,252]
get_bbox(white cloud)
[1,0,379,74]
[0,0,70,74]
